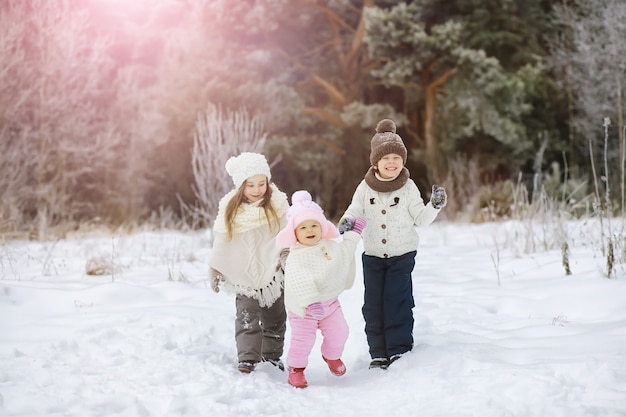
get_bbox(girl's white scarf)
[214,184,288,234]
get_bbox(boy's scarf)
[364,167,410,193]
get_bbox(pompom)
[375,119,396,134]
[291,190,312,204]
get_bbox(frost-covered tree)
[0,0,125,237]
[141,0,299,213]
[550,0,626,203]
[186,103,267,232]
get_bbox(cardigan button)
[381,209,386,215]
[381,224,386,229]
[381,239,387,244]
[383,254,389,258]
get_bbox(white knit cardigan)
[283,231,361,317]
[342,179,440,258]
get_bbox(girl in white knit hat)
[209,152,290,374]
[276,190,366,388]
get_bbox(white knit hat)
[225,152,272,187]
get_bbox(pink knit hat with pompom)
[276,190,339,248]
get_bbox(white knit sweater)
[342,179,440,258]
[283,231,361,317]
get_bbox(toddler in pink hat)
[276,190,366,388]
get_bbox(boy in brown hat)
[339,119,447,369]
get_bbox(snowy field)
[1,220,626,417]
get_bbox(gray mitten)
[338,218,355,235]
[431,185,447,209]
[210,268,225,293]
[277,248,290,271]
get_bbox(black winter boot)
[368,358,389,370]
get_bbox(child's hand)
[210,268,225,293]
[277,248,290,271]
[307,302,324,319]
[339,217,367,234]
[431,185,447,209]
[338,218,355,235]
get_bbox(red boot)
[288,367,308,388]
[323,357,347,376]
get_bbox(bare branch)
[188,103,268,230]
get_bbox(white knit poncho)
[210,184,289,307]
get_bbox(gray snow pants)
[235,292,286,363]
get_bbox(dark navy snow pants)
[362,251,416,359]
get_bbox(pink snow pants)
[286,297,349,368]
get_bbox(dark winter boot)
[264,358,285,372]
[368,358,389,370]
[237,361,257,373]
[387,353,403,368]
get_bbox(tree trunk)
[424,82,440,179]
[421,66,457,179]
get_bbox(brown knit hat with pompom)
[369,119,407,166]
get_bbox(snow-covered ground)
[1,220,625,417]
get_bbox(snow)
[1,220,626,417]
